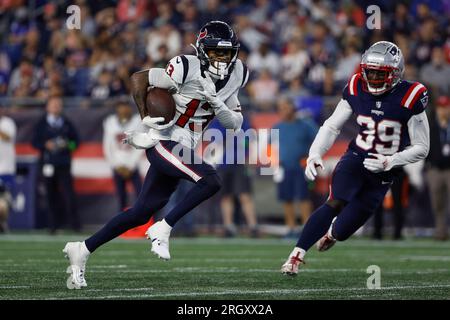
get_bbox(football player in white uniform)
[63,21,249,289]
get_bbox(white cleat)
[63,241,90,289]
[317,218,337,252]
[317,233,337,252]
[145,221,171,260]
[281,253,305,276]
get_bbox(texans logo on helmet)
[198,30,207,40]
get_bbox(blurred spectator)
[116,0,148,24]
[146,23,181,63]
[0,72,7,96]
[90,70,114,99]
[425,96,450,241]
[248,69,279,111]
[63,55,90,97]
[7,57,42,96]
[419,47,450,96]
[177,1,200,33]
[103,101,143,211]
[280,40,310,84]
[31,96,80,234]
[272,96,318,238]
[0,180,12,233]
[152,2,181,27]
[0,106,16,232]
[304,41,335,94]
[234,14,268,53]
[198,0,228,27]
[208,118,259,238]
[389,2,414,36]
[272,0,305,50]
[334,43,360,84]
[308,20,337,56]
[247,42,280,77]
[410,18,442,68]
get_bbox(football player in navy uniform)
[62,21,249,289]
[281,41,430,275]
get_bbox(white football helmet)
[360,41,405,95]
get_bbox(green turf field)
[1,234,449,300]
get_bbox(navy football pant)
[297,150,393,250]
[85,141,220,253]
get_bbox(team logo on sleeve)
[420,92,428,107]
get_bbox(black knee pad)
[199,174,222,194]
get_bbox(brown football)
[146,87,176,124]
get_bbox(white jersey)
[103,114,144,170]
[149,55,249,149]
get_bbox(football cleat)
[281,251,305,276]
[317,233,337,251]
[145,221,171,260]
[63,241,90,289]
[317,217,337,252]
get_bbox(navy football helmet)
[195,21,240,80]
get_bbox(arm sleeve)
[213,92,243,131]
[390,111,430,167]
[308,98,353,157]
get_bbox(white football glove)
[142,116,176,130]
[123,131,158,149]
[196,72,221,108]
[305,155,324,181]
[363,153,394,173]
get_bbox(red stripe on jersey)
[401,82,420,108]
[408,86,427,109]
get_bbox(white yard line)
[38,284,450,300]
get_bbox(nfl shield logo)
[376,101,382,109]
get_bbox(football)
[146,87,176,124]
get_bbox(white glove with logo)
[142,116,176,130]
[363,153,394,173]
[196,72,221,109]
[305,154,324,181]
[123,131,158,149]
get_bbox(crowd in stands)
[0,0,448,112]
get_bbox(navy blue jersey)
[343,74,428,156]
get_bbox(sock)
[84,209,145,253]
[296,204,338,251]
